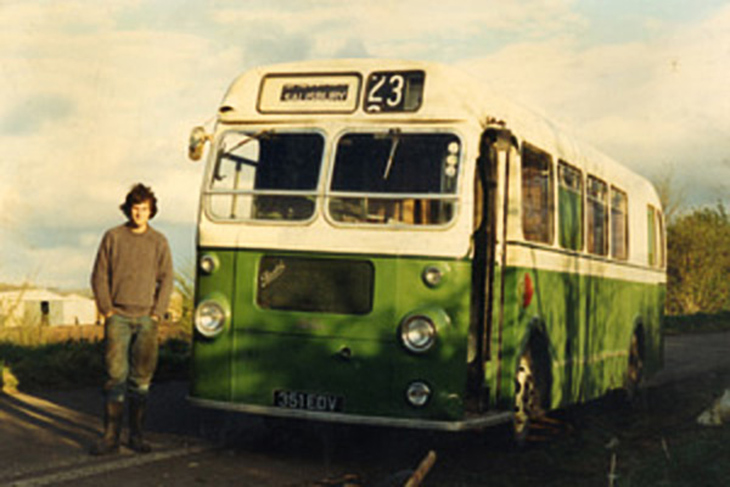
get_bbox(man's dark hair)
[120,183,158,219]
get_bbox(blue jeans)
[104,314,159,403]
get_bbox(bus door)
[467,128,509,411]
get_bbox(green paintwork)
[191,251,235,401]
[490,261,664,411]
[192,246,664,424]
[192,248,472,421]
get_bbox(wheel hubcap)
[515,355,540,434]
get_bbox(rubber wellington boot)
[90,400,123,455]
[128,395,152,453]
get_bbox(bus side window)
[647,205,657,266]
[657,209,666,267]
[522,143,554,244]
[587,175,608,256]
[610,186,629,260]
[558,161,583,251]
[647,205,664,267]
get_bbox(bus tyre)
[513,349,546,444]
[626,331,644,403]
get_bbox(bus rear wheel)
[514,349,545,443]
[626,331,644,401]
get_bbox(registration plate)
[273,390,344,412]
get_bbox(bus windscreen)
[207,131,324,221]
[328,132,460,226]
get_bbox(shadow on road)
[0,391,99,450]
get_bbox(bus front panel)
[191,248,473,423]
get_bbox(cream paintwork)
[504,243,666,284]
[197,59,664,268]
[198,120,481,259]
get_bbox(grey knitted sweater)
[91,223,174,319]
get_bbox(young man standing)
[90,183,174,455]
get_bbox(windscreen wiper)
[227,129,273,153]
[382,129,401,180]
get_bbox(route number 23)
[364,71,423,113]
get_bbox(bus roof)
[218,59,661,209]
[218,58,490,121]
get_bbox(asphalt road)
[1,331,729,487]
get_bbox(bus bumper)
[187,396,512,432]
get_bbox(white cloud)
[0,0,728,287]
[213,0,584,60]
[456,3,730,199]
[23,244,98,290]
[0,8,237,286]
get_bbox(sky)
[0,0,728,289]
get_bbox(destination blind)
[258,74,361,113]
[280,83,349,102]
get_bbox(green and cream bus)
[187,59,665,436]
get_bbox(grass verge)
[664,311,730,335]
[0,338,190,392]
[334,368,730,487]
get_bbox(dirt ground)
[1,332,730,487]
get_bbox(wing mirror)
[188,126,211,161]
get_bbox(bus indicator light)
[422,266,443,288]
[522,273,534,308]
[199,254,219,275]
[188,126,211,161]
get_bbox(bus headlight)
[199,254,219,275]
[406,381,432,407]
[399,315,437,353]
[194,300,226,337]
